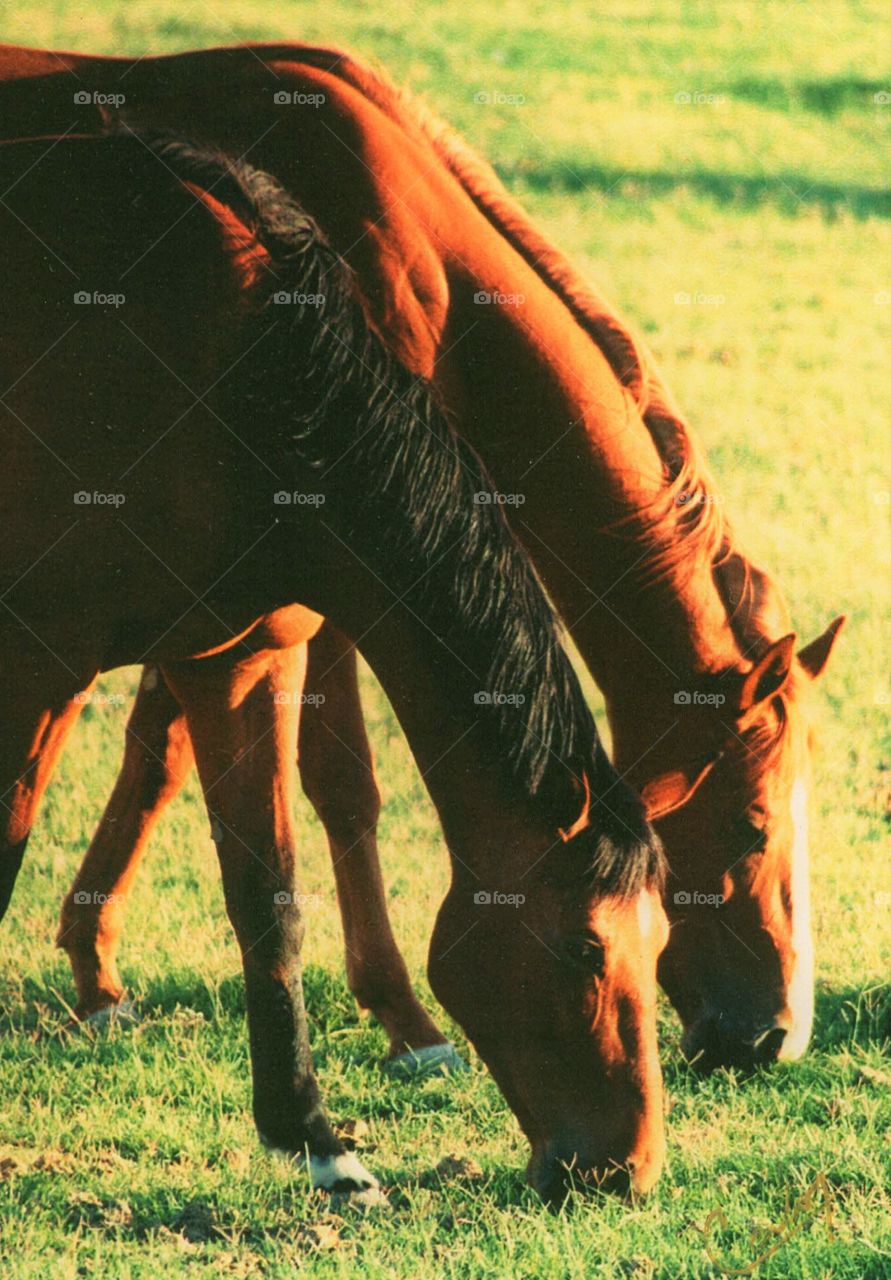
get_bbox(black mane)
[136,131,664,896]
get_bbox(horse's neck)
[339,602,550,870]
[297,74,757,701]
[422,223,749,705]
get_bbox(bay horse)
[0,43,844,1070]
[0,130,697,1200]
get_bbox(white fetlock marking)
[82,1000,139,1027]
[310,1152,378,1191]
[386,1042,468,1076]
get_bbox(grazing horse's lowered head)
[607,540,845,1072]
[644,606,845,1073]
[428,768,672,1201]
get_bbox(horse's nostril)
[752,1024,787,1063]
[685,1017,790,1071]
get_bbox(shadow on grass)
[59,1168,551,1245]
[660,979,889,1096]
[811,979,890,1051]
[0,966,443,1081]
[0,963,363,1032]
[502,160,891,219]
[728,75,890,117]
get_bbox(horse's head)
[428,776,680,1202]
[634,616,845,1072]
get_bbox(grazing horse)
[0,131,698,1199]
[0,43,844,1069]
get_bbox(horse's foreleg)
[56,666,194,1017]
[163,642,379,1197]
[300,622,458,1072]
[0,653,92,920]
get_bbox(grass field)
[0,2,889,1276]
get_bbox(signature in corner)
[692,1171,837,1276]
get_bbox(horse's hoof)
[383,1041,469,1079]
[329,1183,390,1211]
[80,999,140,1029]
[310,1152,385,1209]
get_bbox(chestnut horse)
[0,43,844,1070]
[0,131,697,1199]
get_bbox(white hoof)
[384,1042,468,1079]
[310,1151,379,1194]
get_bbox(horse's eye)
[563,936,606,976]
[736,816,768,853]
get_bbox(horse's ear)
[797,615,846,680]
[736,634,796,715]
[640,753,721,821]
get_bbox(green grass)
[0,2,889,1276]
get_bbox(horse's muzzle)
[526,1137,662,1204]
[683,1012,791,1072]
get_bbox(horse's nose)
[684,1015,790,1072]
[527,1140,662,1204]
[750,1022,789,1062]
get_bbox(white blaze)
[636,889,654,938]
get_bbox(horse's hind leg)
[299,622,463,1075]
[57,666,194,1017]
[163,642,378,1197]
[0,652,92,920]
